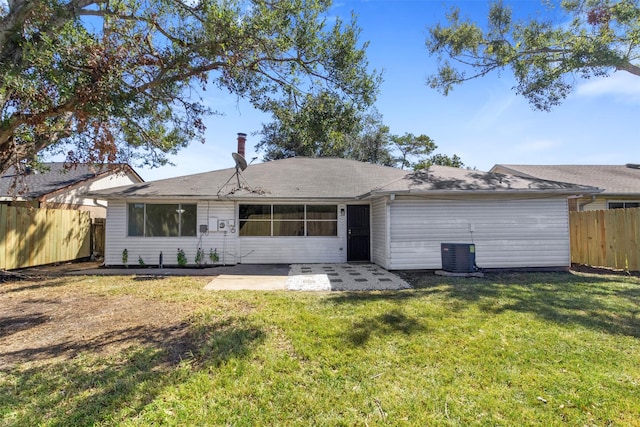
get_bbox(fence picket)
[570,208,640,272]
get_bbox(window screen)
[127,203,197,237]
[239,204,338,237]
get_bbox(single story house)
[1,162,144,218]
[490,164,640,211]
[90,156,600,270]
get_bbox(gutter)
[0,196,28,202]
[358,187,603,200]
[86,193,359,202]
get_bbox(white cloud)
[576,72,640,104]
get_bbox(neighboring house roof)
[90,157,599,200]
[0,163,144,200]
[490,164,640,196]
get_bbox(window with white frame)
[239,204,337,237]
[127,203,197,237]
[607,201,640,209]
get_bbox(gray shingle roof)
[368,165,599,195]
[1,163,141,199]
[490,164,640,195]
[92,157,408,199]
[91,157,599,200]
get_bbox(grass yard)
[1,270,639,426]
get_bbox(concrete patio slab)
[205,263,411,291]
[59,262,410,292]
[287,263,411,291]
[204,264,290,291]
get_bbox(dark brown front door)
[347,205,370,262]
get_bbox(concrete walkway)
[205,263,411,291]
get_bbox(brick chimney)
[237,133,247,157]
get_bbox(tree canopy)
[256,102,464,170]
[0,0,378,174]
[426,0,640,110]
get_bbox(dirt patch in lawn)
[571,263,640,278]
[0,274,197,370]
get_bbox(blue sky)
[135,0,640,181]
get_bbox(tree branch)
[0,0,104,63]
[616,60,640,76]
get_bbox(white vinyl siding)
[238,237,346,263]
[104,200,236,266]
[387,197,570,270]
[370,197,388,269]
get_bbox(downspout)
[386,195,393,270]
[577,195,596,211]
[93,198,108,210]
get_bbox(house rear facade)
[92,157,598,270]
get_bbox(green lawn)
[1,271,639,426]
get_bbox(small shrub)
[195,248,204,266]
[138,256,146,267]
[209,248,219,264]
[122,249,128,268]
[177,248,187,267]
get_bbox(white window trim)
[127,202,197,237]
[607,200,640,209]
[239,203,338,237]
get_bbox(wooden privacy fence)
[570,208,640,272]
[92,217,106,257]
[0,205,91,270]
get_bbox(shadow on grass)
[0,314,49,339]
[0,317,265,426]
[346,309,427,346]
[0,275,83,295]
[327,272,640,339]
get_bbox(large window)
[127,203,197,237]
[239,204,337,237]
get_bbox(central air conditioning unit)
[441,243,476,273]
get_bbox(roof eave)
[0,196,29,202]
[90,193,359,201]
[362,188,602,198]
[590,192,640,197]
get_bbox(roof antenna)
[232,152,247,188]
[217,133,266,196]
